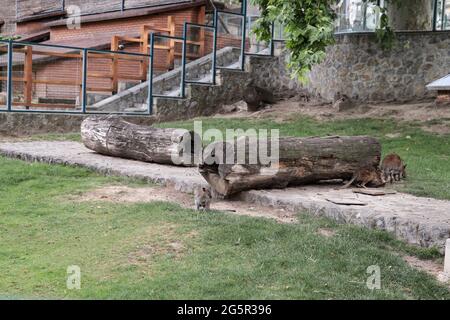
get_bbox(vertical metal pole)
[61,0,65,11]
[270,21,275,56]
[81,48,88,113]
[240,0,247,71]
[7,40,13,112]
[212,9,218,85]
[181,23,187,98]
[181,21,187,98]
[148,33,154,115]
[433,0,438,31]
[442,0,446,30]
[121,0,125,11]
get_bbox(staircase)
[89,46,274,120]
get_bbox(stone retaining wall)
[306,31,450,102]
[0,113,156,135]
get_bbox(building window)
[335,0,384,33]
[435,0,450,29]
[335,0,446,33]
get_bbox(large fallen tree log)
[199,135,381,196]
[81,116,199,166]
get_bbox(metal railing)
[1,0,275,116]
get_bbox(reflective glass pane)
[151,36,183,98]
[213,0,243,13]
[11,43,83,112]
[0,42,8,110]
[216,12,244,69]
[246,15,271,55]
[86,49,150,113]
[185,24,215,83]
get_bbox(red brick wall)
[27,6,248,103]
[49,8,199,42]
[29,7,201,102]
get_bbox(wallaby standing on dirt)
[381,153,407,183]
[194,187,212,211]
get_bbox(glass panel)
[151,35,183,98]
[336,0,436,32]
[389,0,434,31]
[335,0,381,33]
[0,42,8,110]
[246,15,271,55]
[439,0,450,30]
[273,21,286,41]
[185,24,215,83]
[11,43,83,112]
[86,49,150,113]
[436,0,444,29]
[216,12,244,69]
[213,0,243,13]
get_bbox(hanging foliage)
[251,0,397,81]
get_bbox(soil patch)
[74,185,297,223]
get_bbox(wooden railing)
[0,9,208,109]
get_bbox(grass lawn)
[156,116,450,200]
[0,156,449,299]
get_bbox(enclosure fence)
[0,0,279,116]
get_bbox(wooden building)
[0,0,246,109]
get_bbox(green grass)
[0,156,448,299]
[19,132,81,142]
[155,116,450,200]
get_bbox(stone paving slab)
[1,141,449,252]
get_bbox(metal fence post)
[181,22,187,98]
[81,48,88,113]
[212,9,218,85]
[148,33,155,115]
[7,40,13,112]
[433,0,438,31]
[241,0,247,71]
[270,21,275,56]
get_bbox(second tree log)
[199,135,382,196]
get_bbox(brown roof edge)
[45,0,207,28]
[18,30,51,42]
[16,10,66,23]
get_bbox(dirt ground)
[218,98,450,135]
[72,185,297,223]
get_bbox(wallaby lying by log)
[341,165,386,189]
[381,153,407,183]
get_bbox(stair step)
[124,104,149,113]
